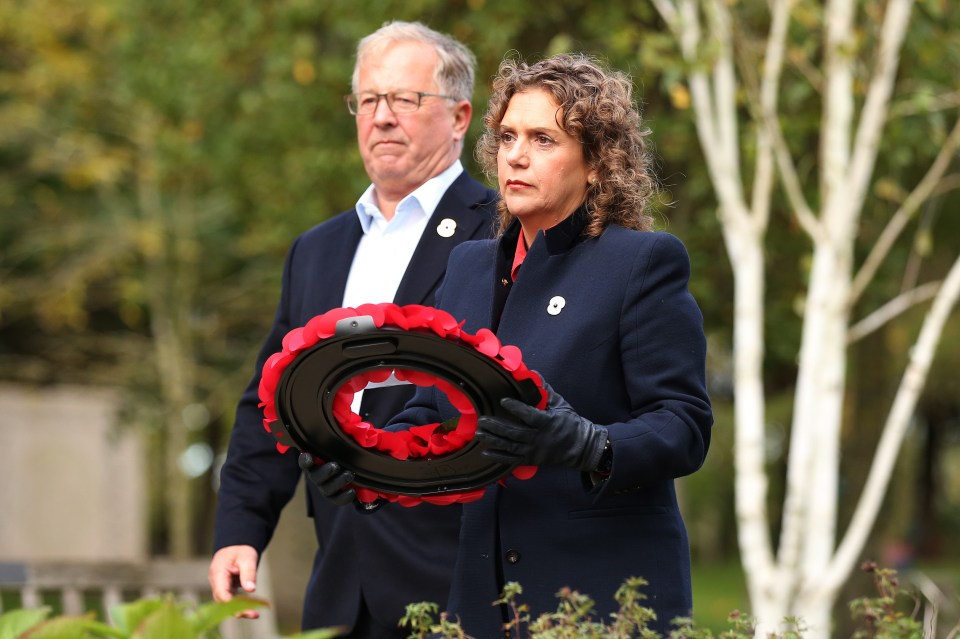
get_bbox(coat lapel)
[315,213,365,313]
[393,172,496,306]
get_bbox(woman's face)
[497,89,596,240]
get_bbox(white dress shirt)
[341,160,463,308]
[341,160,464,410]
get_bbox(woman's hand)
[475,383,609,472]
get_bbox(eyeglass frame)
[344,90,459,116]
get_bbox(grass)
[691,559,750,630]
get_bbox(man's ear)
[451,100,472,142]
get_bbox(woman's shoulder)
[598,226,690,256]
[449,237,499,261]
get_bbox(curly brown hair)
[476,53,657,237]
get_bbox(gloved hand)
[475,382,609,472]
[298,453,356,506]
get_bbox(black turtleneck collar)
[501,202,590,258]
[491,203,590,332]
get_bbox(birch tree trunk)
[651,1,960,637]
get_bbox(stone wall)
[0,384,146,561]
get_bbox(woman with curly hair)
[311,52,713,636]
[410,52,711,636]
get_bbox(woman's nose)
[505,140,528,165]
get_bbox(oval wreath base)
[258,303,547,507]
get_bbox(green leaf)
[20,615,120,639]
[187,596,269,635]
[108,598,166,635]
[284,628,347,639]
[0,607,51,639]
[131,601,193,639]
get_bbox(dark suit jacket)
[213,172,498,634]
[391,215,713,637]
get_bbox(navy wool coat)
[392,213,713,637]
[214,172,498,633]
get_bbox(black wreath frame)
[274,315,542,496]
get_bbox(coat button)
[505,549,520,564]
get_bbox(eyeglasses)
[345,90,458,116]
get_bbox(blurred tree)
[3,0,956,589]
[647,0,960,637]
[1,0,723,557]
[0,0,369,556]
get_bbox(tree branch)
[846,281,941,344]
[770,115,822,239]
[650,0,679,31]
[889,89,960,119]
[849,115,960,307]
[828,253,960,593]
[843,0,915,220]
[748,0,794,232]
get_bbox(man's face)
[354,41,471,202]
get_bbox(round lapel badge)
[547,295,566,316]
[436,218,457,238]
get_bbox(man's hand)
[475,382,609,472]
[298,453,357,506]
[208,545,260,619]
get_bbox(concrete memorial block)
[0,384,146,562]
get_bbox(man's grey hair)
[352,21,476,102]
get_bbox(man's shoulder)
[441,171,498,215]
[295,208,361,243]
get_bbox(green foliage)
[0,607,56,639]
[0,594,343,639]
[400,567,935,639]
[848,563,924,639]
[2,0,959,562]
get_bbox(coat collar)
[500,202,590,262]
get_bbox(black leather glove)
[298,453,384,512]
[475,383,609,472]
[298,453,356,506]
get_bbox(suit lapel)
[317,213,364,313]
[393,172,496,306]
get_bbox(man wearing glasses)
[209,21,496,638]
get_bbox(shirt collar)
[354,160,464,233]
[510,231,528,281]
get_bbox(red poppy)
[258,303,546,506]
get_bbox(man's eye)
[393,94,418,106]
[359,96,378,107]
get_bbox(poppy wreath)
[258,302,547,507]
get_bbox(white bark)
[650,1,956,639]
[827,254,960,592]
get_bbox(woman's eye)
[536,134,553,145]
